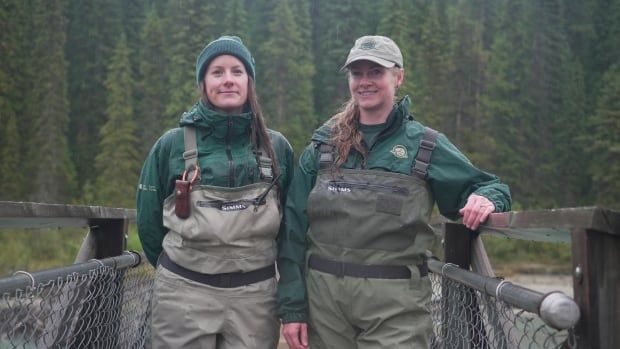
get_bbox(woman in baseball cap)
[137,35,294,349]
[278,35,511,348]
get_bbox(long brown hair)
[199,76,280,180]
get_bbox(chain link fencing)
[429,259,578,349]
[0,252,153,349]
[1,253,578,349]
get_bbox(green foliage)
[0,228,84,277]
[25,0,77,203]
[164,0,214,121]
[587,64,620,209]
[482,235,572,274]
[94,34,140,208]
[254,0,315,153]
[1,0,620,271]
[136,6,171,157]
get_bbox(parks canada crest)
[390,145,408,159]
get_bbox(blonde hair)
[329,67,402,168]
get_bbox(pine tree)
[311,0,376,121]
[0,113,21,200]
[220,0,251,39]
[446,0,495,166]
[484,0,531,207]
[587,64,620,209]
[255,0,315,152]
[136,6,170,157]
[164,0,215,121]
[415,0,454,131]
[94,34,140,208]
[553,55,591,206]
[377,0,417,102]
[66,0,124,194]
[26,0,77,203]
[0,0,23,200]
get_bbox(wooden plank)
[484,207,620,236]
[0,201,135,230]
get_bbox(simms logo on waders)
[197,201,249,211]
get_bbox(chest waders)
[305,127,438,349]
[162,125,282,277]
[152,126,281,349]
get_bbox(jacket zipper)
[328,180,409,196]
[226,116,235,187]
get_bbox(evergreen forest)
[1,0,619,213]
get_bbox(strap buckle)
[420,139,436,151]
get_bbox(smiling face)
[203,55,249,114]
[348,60,404,121]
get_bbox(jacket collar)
[179,99,253,140]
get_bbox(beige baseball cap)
[342,35,403,69]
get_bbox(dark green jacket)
[136,100,295,266]
[277,96,511,323]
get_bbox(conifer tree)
[164,0,215,121]
[255,0,315,152]
[415,1,454,131]
[0,113,21,200]
[0,0,23,200]
[311,0,376,121]
[66,0,124,193]
[484,0,530,206]
[26,0,76,203]
[94,34,140,208]
[377,0,418,102]
[220,0,250,40]
[136,6,170,156]
[447,0,494,165]
[587,64,620,209]
[553,55,590,206]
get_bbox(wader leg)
[307,270,357,348]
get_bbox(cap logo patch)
[390,145,408,159]
[360,39,377,50]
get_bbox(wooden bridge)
[0,201,618,348]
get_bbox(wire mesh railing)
[0,252,153,349]
[429,258,578,349]
[1,254,579,349]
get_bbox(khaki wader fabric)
[153,179,281,348]
[152,265,279,349]
[306,168,434,348]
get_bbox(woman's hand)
[459,194,495,231]
[282,322,308,349]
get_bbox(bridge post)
[571,215,620,349]
[443,223,489,349]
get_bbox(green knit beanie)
[195,35,256,85]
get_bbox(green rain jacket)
[277,96,511,323]
[136,100,295,267]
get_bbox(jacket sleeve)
[427,133,512,220]
[277,143,318,323]
[136,135,170,267]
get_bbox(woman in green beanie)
[136,35,294,348]
[278,35,511,348]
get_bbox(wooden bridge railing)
[438,207,620,349]
[1,202,618,348]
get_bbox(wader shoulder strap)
[318,143,335,170]
[183,126,200,180]
[412,127,438,179]
[256,144,274,182]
